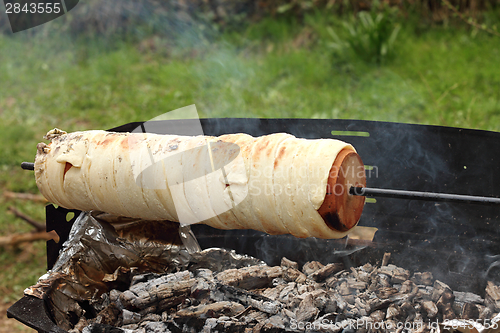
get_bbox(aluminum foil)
[24,211,264,331]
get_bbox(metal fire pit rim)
[7,295,67,333]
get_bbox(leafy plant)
[328,6,401,65]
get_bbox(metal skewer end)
[21,162,35,171]
[350,186,500,206]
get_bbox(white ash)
[75,254,500,333]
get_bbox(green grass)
[0,13,499,325]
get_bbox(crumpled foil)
[24,211,264,331]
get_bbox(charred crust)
[322,211,349,232]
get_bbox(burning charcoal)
[281,308,296,322]
[378,274,392,288]
[417,286,433,301]
[272,277,287,287]
[382,252,391,266]
[139,313,161,325]
[348,280,367,291]
[338,280,351,296]
[436,291,456,320]
[297,284,315,295]
[194,269,214,281]
[421,301,438,318]
[260,285,286,301]
[432,280,452,302]
[355,297,369,316]
[437,291,455,307]
[283,267,306,283]
[302,261,324,276]
[278,282,296,302]
[453,291,484,304]
[108,290,124,310]
[414,312,424,324]
[217,283,282,315]
[200,318,246,333]
[343,295,356,306]
[324,293,338,313]
[295,294,319,322]
[242,309,269,324]
[461,303,479,320]
[191,278,215,302]
[281,257,299,270]
[325,276,338,289]
[82,323,124,333]
[384,320,398,333]
[378,265,410,284]
[120,277,196,312]
[215,265,282,290]
[176,301,245,319]
[386,304,401,320]
[95,303,122,327]
[414,323,431,333]
[262,315,286,330]
[400,301,415,321]
[122,309,142,325]
[479,306,493,320]
[70,317,89,333]
[370,310,385,323]
[485,281,500,311]
[142,321,170,333]
[286,294,302,310]
[308,313,337,333]
[440,304,456,321]
[376,287,399,299]
[354,270,370,283]
[120,324,138,330]
[367,297,391,312]
[412,272,434,286]
[400,280,415,294]
[310,263,344,282]
[311,290,329,311]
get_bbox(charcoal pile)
[72,253,500,333]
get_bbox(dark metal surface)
[350,186,500,205]
[21,162,35,170]
[7,296,66,333]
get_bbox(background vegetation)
[0,0,499,331]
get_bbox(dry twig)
[3,191,47,202]
[0,230,58,246]
[8,206,45,232]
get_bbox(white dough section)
[165,137,199,225]
[182,136,225,227]
[137,134,177,221]
[44,134,81,209]
[34,143,57,205]
[272,137,307,237]
[60,132,97,211]
[204,139,242,229]
[112,135,155,219]
[222,134,259,231]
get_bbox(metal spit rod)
[350,186,500,205]
[21,162,35,170]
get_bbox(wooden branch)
[3,191,47,202]
[8,206,45,232]
[0,230,58,246]
[442,0,500,37]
